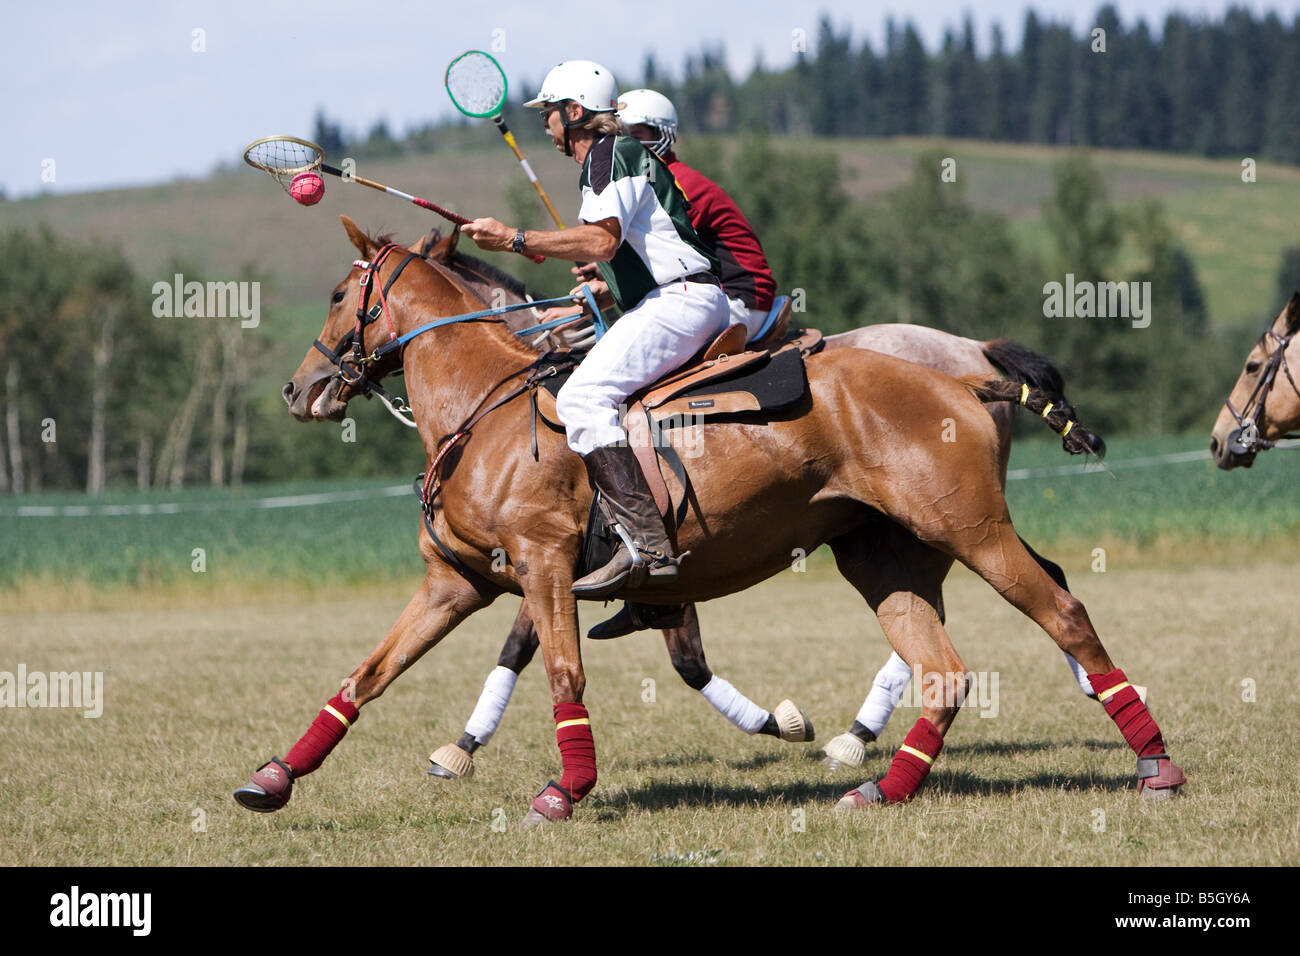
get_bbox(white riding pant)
[727,296,769,342]
[557,280,731,456]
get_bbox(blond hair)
[584,112,626,137]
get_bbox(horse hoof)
[834,780,885,811]
[1138,754,1186,801]
[233,757,293,812]
[522,781,573,826]
[773,699,814,742]
[427,743,474,780]
[822,732,867,769]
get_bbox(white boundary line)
[7,484,411,518]
[1006,448,1209,480]
[5,441,1297,516]
[1006,439,1300,480]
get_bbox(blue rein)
[372,284,607,360]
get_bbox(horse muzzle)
[1210,431,1257,470]
[284,374,347,422]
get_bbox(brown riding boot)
[572,445,682,600]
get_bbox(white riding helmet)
[524,60,619,113]
[617,89,678,157]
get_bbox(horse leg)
[233,559,494,812]
[663,605,813,742]
[1017,535,1145,703]
[924,502,1184,799]
[823,650,913,768]
[824,533,1101,770]
[516,565,596,825]
[823,536,954,770]
[828,525,968,808]
[428,599,540,780]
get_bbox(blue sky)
[7,0,1296,197]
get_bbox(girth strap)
[413,474,502,599]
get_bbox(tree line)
[5,146,1296,494]
[325,6,1300,165]
[649,5,1300,163]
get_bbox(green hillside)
[5,136,1297,350]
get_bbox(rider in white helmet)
[460,60,730,600]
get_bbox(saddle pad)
[645,345,808,426]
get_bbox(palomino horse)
[1210,292,1300,470]
[235,216,1185,821]
[425,316,1103,780]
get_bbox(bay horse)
[1210,292,1300,470]
[235,215,1185,822]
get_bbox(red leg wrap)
[1088,669,1164,758]
[554,701,597,802]
[877,718,944,803]
[284,692,360,777]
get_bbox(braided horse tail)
[961,377,1106,459]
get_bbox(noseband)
[1223,312,1300,454]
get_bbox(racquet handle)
[319,163,545,263]
[493,116,567,230]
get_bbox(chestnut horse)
[235,216,1185,821]
[1210,292,1300,470]
[425,316,1102,780]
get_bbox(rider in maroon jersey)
[569,88,778,345]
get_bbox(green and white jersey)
[578,134,718,311]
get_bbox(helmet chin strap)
[560,102,592,158]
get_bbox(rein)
[1223,313,1300,454]
[311,243,605,427]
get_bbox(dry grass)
[2,555,1296,867]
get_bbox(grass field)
[2,556,1295,866]
[3,434,1298,865]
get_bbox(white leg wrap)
[464,665,518,746]
[700,675,769,734]
[1064,652,1094,696]
[855,651,914,737]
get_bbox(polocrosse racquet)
[446,51,567,230]
[242,134,545,263]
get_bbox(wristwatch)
[511,228,526,254]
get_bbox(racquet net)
[243,136,324,194]
[446,51,507,118]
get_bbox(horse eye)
[331,290,346,304]
[1246,361,1261,374]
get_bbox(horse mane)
[449,251,531,302]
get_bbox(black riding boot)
[572,445,681,600]
[587,602,689,640]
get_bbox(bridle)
[1223,307,1300,454]
[312,242,421,423]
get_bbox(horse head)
[283,215,481,422]
[1209,291,1300,470]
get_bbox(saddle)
[536,321,823,576]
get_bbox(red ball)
[290,171,324,206]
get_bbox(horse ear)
[424,231,459,263]
[406,230,434,256]
[406,228,455,261]
[1289,290,1300,317]
[340,215,372,258]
